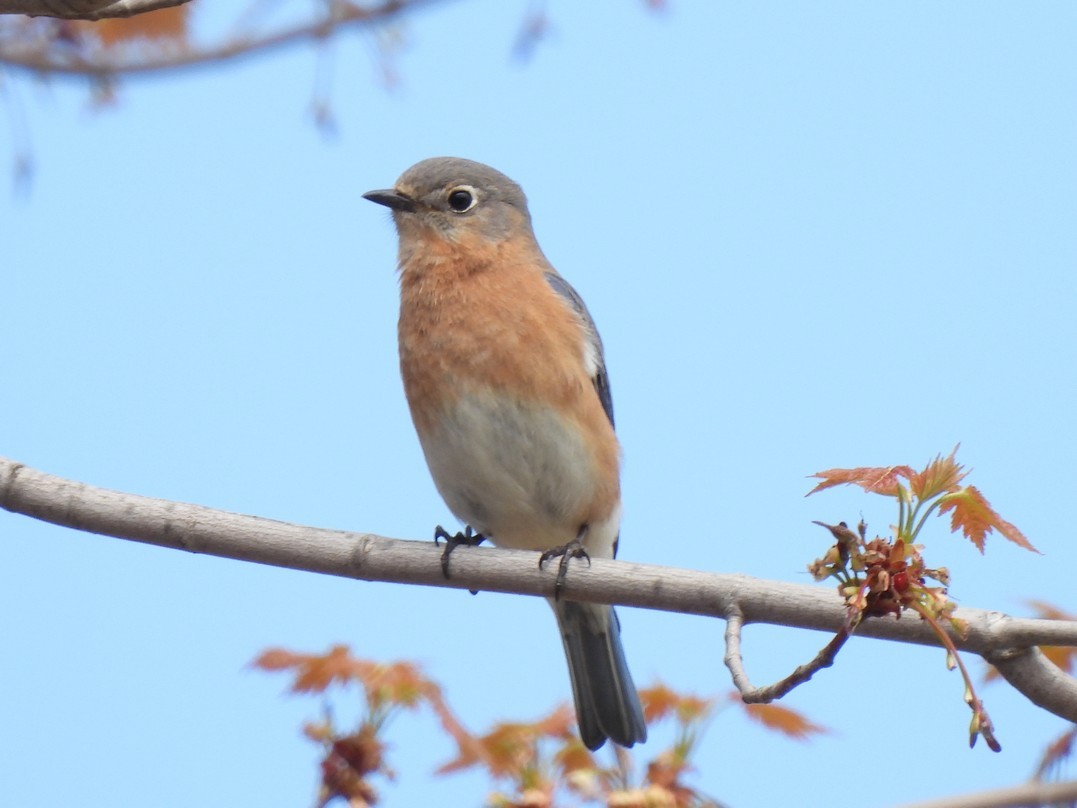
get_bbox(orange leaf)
[937,486,1039,554]
[1025,599,1076,622]
[740,702,829,741]
[639,683,713,725]
[639,683,682,723]
[674,694,715,723]
[250,648,306,671]
[436,706,575,780]
[360,660,438,709]
[303,719,336,743]
[1041,645,1077,675]
[423,686,481,767]
[553,741,595,776]
[806,465,915,497]
[292,645,359,693]
[909,446,968,500]
[253,645,439,697]
[434,747,481,777]
[531,706,577,738]
[93,6,189,47]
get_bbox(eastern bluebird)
[363,157,646,750]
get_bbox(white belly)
[417,393,603,551]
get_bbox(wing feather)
[544,272,615,428]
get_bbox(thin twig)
[724,603,851,702]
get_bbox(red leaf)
[807,465,915,497]
[937,486,1039,554]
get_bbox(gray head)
[363,157,535,246]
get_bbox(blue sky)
[2,2,1076,806]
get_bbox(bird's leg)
[538,525,591,600]
[434,525,486,579]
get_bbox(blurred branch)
[3,455,1077,725]
[0,0,188,19]
[0,0,446,77]
[892,778,1077,808]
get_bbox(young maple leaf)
[638,683,682,723]
[250,646,355,693]
[909,447,968,500]
[291,645,361,693]
[358,660,442,710]
[806,465,915,497]
[937,486,1039,554]
[552,738,596,779]
[252,645,443,700]
[740,701,830,742]
[435,706,575,780]
[639,683,713,724]
[251,648,306,672]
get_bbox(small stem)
[909,497,946,543]
[903,503,922,541]
[897,486,908,538]
[908,600,1001,752]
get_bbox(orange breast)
[397,231,620,534]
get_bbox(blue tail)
[554,600,647,750]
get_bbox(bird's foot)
[538,536,591,600]
[434,525,486,580]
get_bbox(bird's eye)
[447,186,478,213]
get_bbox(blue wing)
[544,272,615,429]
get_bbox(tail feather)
[554,599,647,750]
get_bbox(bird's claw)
[434,525,485,580]
[538,538,591,600]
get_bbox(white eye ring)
[447,185,479,213]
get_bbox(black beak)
[362,189,416,213]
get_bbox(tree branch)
[2,455,1076,724]
[0,0,188,20]
[0,0,447,77]
[893,778,1077,808]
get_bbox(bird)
[363,157,647,750]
